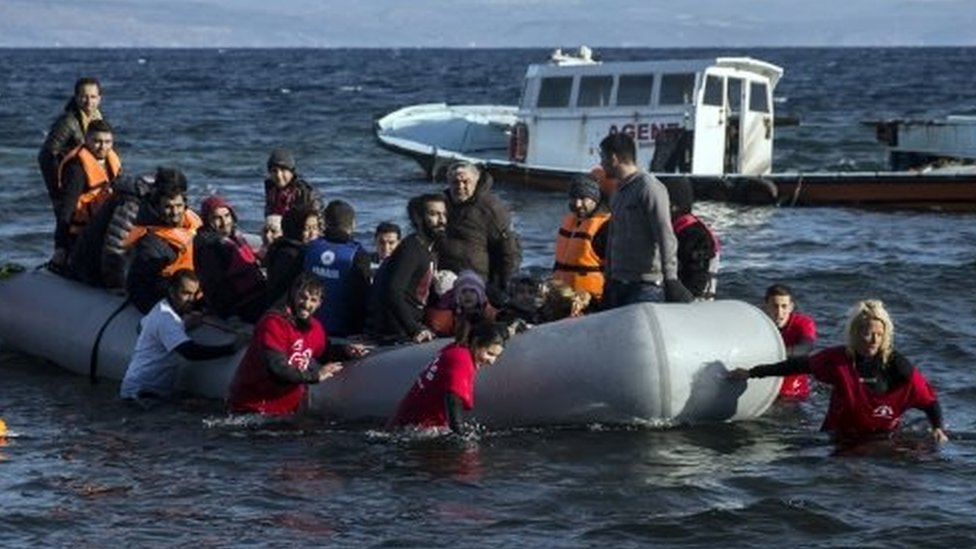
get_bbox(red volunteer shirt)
[390,343,477,429]
[778,311,817,399]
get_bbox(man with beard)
[228,272,368,416]
[193,195,267,323]
[552,173,610,307]
[599,133,692,307]
[120,270,245,405]
[367,193,448,344]
[123,168,203,314]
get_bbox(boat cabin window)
[659,73,696,105]
[617,74,655,106]
[538,76,573,108]
[727,78,743,114]
[702,75,724,107]
[578,75,613,107]
[749,81,770,113]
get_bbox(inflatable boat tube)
[0,269,783,427]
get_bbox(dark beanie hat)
[200,194,237,224]
[568,174,601,202]
[267,148,296,171]
[663,177,694,213]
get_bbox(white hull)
[374,103,516,176]
[0,269,784,427]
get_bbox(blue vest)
[304,238,362,336]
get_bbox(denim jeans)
[604,279,663,310]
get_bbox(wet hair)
[167,268,198,290]
[457,319,509,349]
[86,119,113,136]
[845,299,894,364]
[74,76,101,96]
[599,133,637,165]
[406,193,447,233]
[288,271,324,302]
[764,284,794,301]
[374,221,401,239]
[324,199,355,234]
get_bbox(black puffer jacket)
[438,171,521,299]
[37,98,97,200]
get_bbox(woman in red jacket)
[730,299,947,443]
[389,320,509,435]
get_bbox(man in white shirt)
[120,269,244,405]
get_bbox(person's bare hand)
[318,362,343,382]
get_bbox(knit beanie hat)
[663,176,694,214]
[453,269,487,307]
[200,194,237,224]
[568,174,601,202]
[267,148,296,172]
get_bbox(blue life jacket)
[304,238,363,336]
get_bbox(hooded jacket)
[438,171,521,299]
[194,196,267,322]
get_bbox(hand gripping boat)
[0,269,783,427]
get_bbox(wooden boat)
[0,268,784,427]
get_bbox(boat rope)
[89,298,130,384]
[790,176,804,207]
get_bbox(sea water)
[1,48,975,546]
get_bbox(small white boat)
[375,103,517,178]
[0,268,784,427]
[375,46,784,182]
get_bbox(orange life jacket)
[58,145,121,236]
[122,210,203,277]
[552,211,610,300]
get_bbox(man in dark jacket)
[304,199,371,337]
[124,168,203,314]
[367,193,448,344]
[193,195,267,323]
[263,148,323,217]
[438,161,521,306]
[38,77,104,214]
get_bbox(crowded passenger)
[119,269,246,406]
[599,133,692,307]
[258,213,283,263]
[729,299,947,443]
[763,284,818,399]
[552,173,610,308]
[370,221,402,277]
[38,77,105,223]
[193,195,267,323]
[662,177,720,300]
[304,199,371,338]
[52,119,121,270]
[388,319,509,435]
[496,275,546,327]
[367,193,447,344]
[438,161,522,307]
[425,269,496,339]
[263,148,323,217]
[123,168,202,314]
[538,279,591,322]
[68,172,157,288]
[264,204,322,307]
[227,272,368,416]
